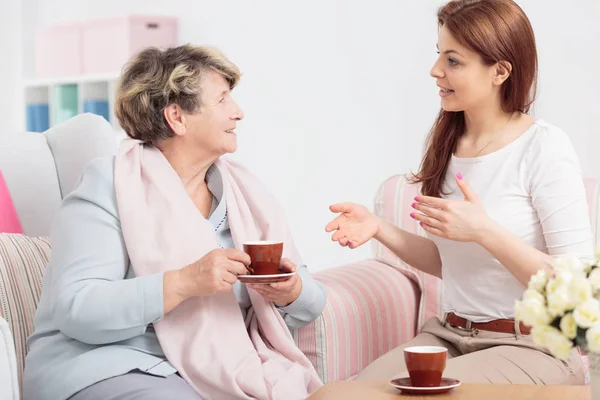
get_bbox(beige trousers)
[357,316,585,385]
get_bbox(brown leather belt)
[446,312,531,335]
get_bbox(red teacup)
[242,241,283,275]
[404,346,447,387]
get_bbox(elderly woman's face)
[184,70,244,156]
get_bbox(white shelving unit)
[24,73,122,132]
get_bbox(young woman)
[326,0,592,385]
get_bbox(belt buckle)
[453,325,479,337]
[451,318,479,337]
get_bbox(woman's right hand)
[164,249,251,313]
[182,249,251,297]
[325,202,381,249]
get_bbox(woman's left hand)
[411,174,495,243]
[246,258,302,307]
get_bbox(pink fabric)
[373,174,443,330]
[584,178,599,249]
[298,259,418,382]
[114,139,322,399]
[0,172,23,234]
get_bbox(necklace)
[473,112,515,157]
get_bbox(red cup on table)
[404,346,447,387]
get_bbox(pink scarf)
[114,139,322,399]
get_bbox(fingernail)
[414,196,419,201]
[270,283,277,288]
[457,172,463,180]
[411,203,416,209]
[420,222,424,227]
[410,212,415,219]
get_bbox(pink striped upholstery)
[372,175,443,329]
[296,259,419,383]
[584,178,600,250]
[0,234,50,392]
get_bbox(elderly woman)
[23,45,325,400]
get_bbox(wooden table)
[308,380,591,399]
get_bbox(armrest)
[0,316,19,400]
[295,259,420,383]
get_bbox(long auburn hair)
[411,0,538,197]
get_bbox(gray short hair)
[115,44,241,144]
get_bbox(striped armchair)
[296,175,600,383]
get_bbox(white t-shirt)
[428,119,594,322]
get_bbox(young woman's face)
[430,25,501,113]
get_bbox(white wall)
[0,0,24,134]
[528,1,600,183]
[16,0,600,271]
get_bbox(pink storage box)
[82,15,178,74]
[35,23,83,78]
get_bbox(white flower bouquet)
[515,250,600,359]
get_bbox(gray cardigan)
[23,157,326,400]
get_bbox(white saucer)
[238,271,296,284]
[390,377,461,395]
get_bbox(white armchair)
[0,317,19,400]
[0,114,117,399]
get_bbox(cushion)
[0,113,117,237]
[0,173,23,234]
[372,175,443,329]
[296,259,419,383]
[0,234,50,390]
[584,178,600,249]
[44,113,117,198]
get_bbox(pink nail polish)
[410,212,415,218]
[411,203,416,209]
[414,196,419,201]
[457,172,463,180]
[420,222,424,227]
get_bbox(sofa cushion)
[0,113,117,237]
[44,113,117,198]
[372,175,443,330]
[584,178,600,249]
[0,172,22,234]
[296,259,419,383]
[0,131,62,238]
[0,234,50,390]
